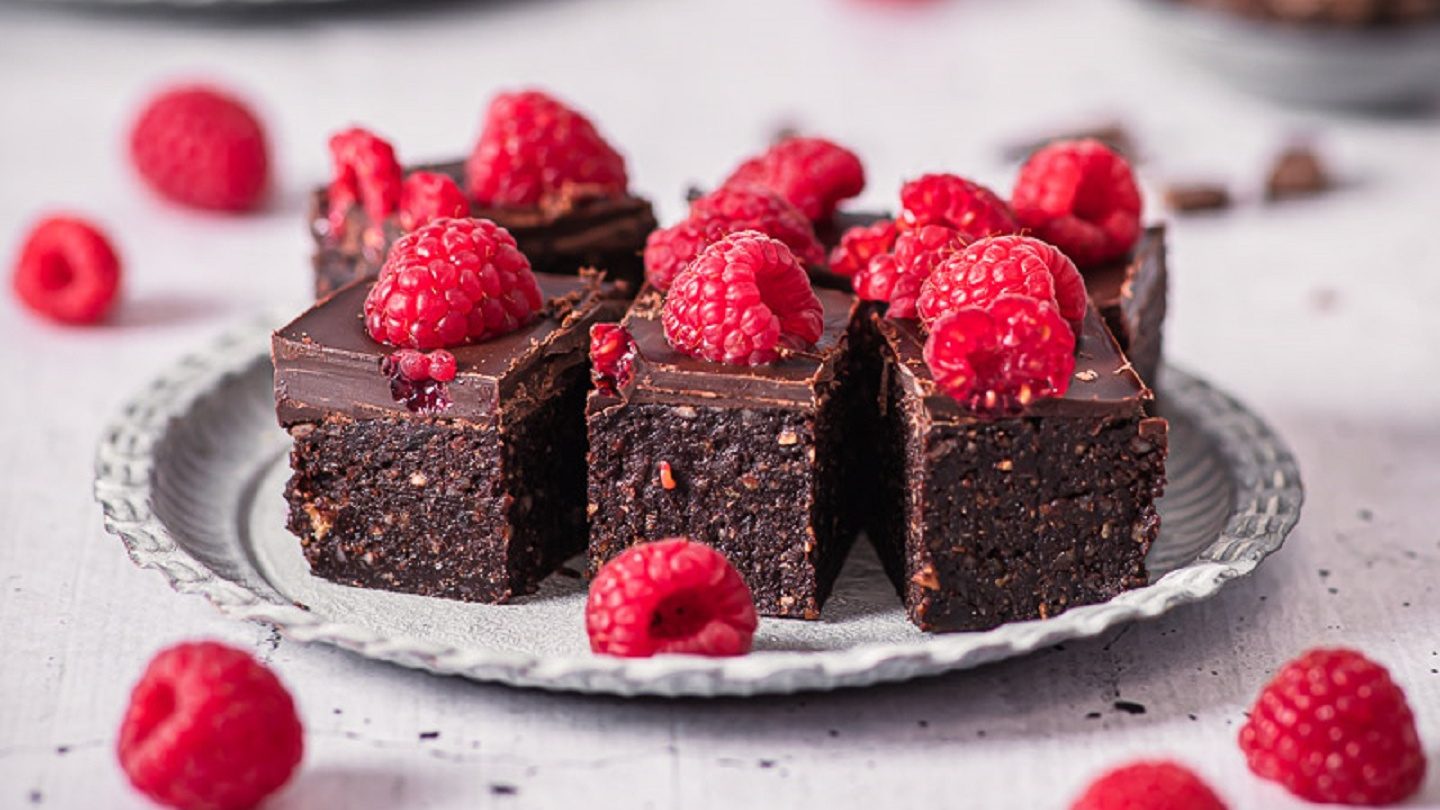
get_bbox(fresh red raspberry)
[364,218,543,349]
[917,234,1087,330]
[1070,761,1228,810]
[852,225,965,319]
[384,349,457,382]
[828,219,897,278]
[898,173,1017,239]
[586,538,758,657]
[924,294,1076,413]
[327,127,403,235]
[399,171,469,231]
[722,136,865,221]
[590,323,637,394]
[1012,138,1143,267]
[118,641,303,810]
[11,216,121,325]
[129,85,268,213]
[1239,648,1426,806]
[465,90,628,208]
[643,186,824,291]
[662,230,824,366]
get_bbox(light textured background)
[2,0,1439,807]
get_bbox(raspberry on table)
[828,219,897,278]
[644,186,824,292]
[586,538,758,657]
[117,641,303,810]
[1070,760,1228,810]
[1011,138,1143,267]
[661,230,824,366]
[917,234,1087,330]
[1239,647,1426,806]
[364,217,543,349]
[399,171,469,231]
[590,323,637,394]
[129,84,269,213]
[327,127,403,235]
[11,216,121,325]
[722,136,866,221]
[898,173,1018,240]
[923,294,1076,413]
[465,90,628,208]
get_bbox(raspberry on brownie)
[586,234,866,620]
[273,219,627,603]
[308,91,657,299]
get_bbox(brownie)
[272,272,625,603]
[864,306,1168,632]
[585,287,864,619]
[309,160,657,299]
[1081,226,1168,386]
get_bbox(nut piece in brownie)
[310,91,657,299]
[866,306,1168,632]
[586,232,863,619]
[273,224,624,603]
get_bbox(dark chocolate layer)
[1083,226,1168,385]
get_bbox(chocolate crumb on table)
[1266,145,1331,200]
[1163,182,1233,213]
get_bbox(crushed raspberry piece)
[465,90,628,208]
[327,127,403,236]
[590,323,637,395]
[426,349,457,382]
[898,174,1017,239]
[129,85,269,213]
[11,216,121,325]
[364,218,542,349]
[384,349,457,383]
[118,641,303,810]
[644,186,824,291]
[923,294,1076,413]
[722,136,865,221]
[1239,648,1426,806]
[586,538,758,657]
[917,234,1087,330]
[1011,138,1143,266]
[661,230,824,366]
[1070,761,1228,810]
[828,219,897,278]
[399,172,468,232]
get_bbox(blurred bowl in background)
[1123,0,1440,110]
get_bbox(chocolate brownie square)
[866,306,1168,632]
[1083,225,1168,386]
[309,160,657,299]
[272,272,624,602]
[585,287,864,619]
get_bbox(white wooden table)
[2,0,1438,807]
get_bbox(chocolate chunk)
[1266,146,1331,200]
[1004,121,1138,162]
[1163,182,1233,213]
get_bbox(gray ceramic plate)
[94,313,1303,697]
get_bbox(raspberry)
[917,234,1087,330]
[923,294,1076,413]
[722,136,865,221]
[326,128,402,235]
[1011,138,1143,267]
[399,171,469,231]
[1070,761,1228,810]
[661,230,824,366]
[586,538,758,657]
[129,85,268,213]
[828,219,897,278]
[898,173,1017,239]
[465,90,628,208]
[1239,648,1426,806]
[384,348,457,383]
[118,641,303,810]
[853,225,965,319]
[11,216,121,325]
[590,323,637,394]
[364,218,543,349]
[644,186,824,291]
